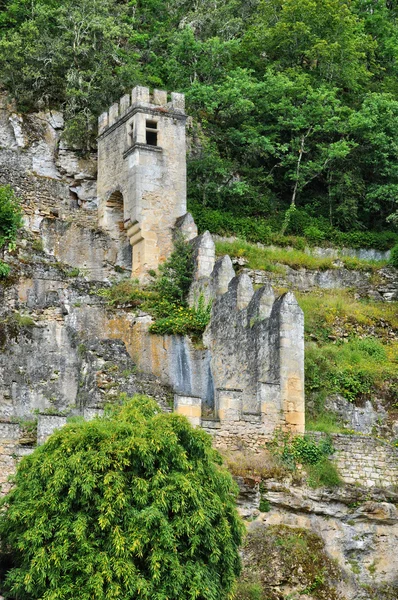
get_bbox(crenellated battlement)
[98,86,185,135]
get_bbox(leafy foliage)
[0,185,22,251]
[390,243,398,268]
[268,430,341,488]
[0,395,243,600]
[98,236,211,339]
[2,1,398,232]
[149,295,212,338]
[0,260,11,278]
[0,185,22,278]
[153,234,194,305]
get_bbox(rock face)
[236,477,398,600]
[246,265,398,302]
[1,99,398,599]
[323,394,388,435]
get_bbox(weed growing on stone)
[267,431,341,488]
[149,295,211,338]
[0,185,22,278]
[98,237,212,340]
[0,185,22,252]
[235,525,341,600]
[31,238,44,253]
[215,239,387,273]
[0,260,11,278]
[221,448,288,480]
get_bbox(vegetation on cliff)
[236,524,342,600]
[99,236,212,339]
[0,184,22,277]
[1,1,398,241]
[0,396,243,600]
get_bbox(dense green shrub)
[0,185,22,251]
[390,243,398,268]
[0,396,243,600]
[190,204,272,245]
[0,185,22,278]
[268,431,340,488]
[149,295,211,338]
[191,204,397,251]
[153,233,194,304]
[332,230,397,251]
[305,339,397,404]
[97,279,157,307]
[0,260,11,278]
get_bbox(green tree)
[0,0,141,148]
[349,92,398,227]
[0,396,243,600]
[244,0,374,90]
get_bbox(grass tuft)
[215,239,388,273]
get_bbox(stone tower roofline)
[98,85,186,137]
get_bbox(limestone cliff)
[0,97,398,600]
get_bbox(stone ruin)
[96,87,305,445]
[173,231,305,447]
[97,86,187,279]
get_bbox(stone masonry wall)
[312,433,398,489]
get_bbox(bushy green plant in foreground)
[0,396,243,600]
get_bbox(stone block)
[171,92,185,111]
[218,390,242,422]
[153,89,168,106]
[191,231,215,279]
[174,395,202,427]
[108,103,119,126]
[37,414,67,445]
[131,86,150,104]
[210,255,235,297]
[247,283,275,321]
[119,94,131,115]
[174,212,198,241]
[98,112,109,135]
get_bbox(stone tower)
[97,86,187,278]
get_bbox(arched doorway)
[104,191,132,271]
[105,190,124,237]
